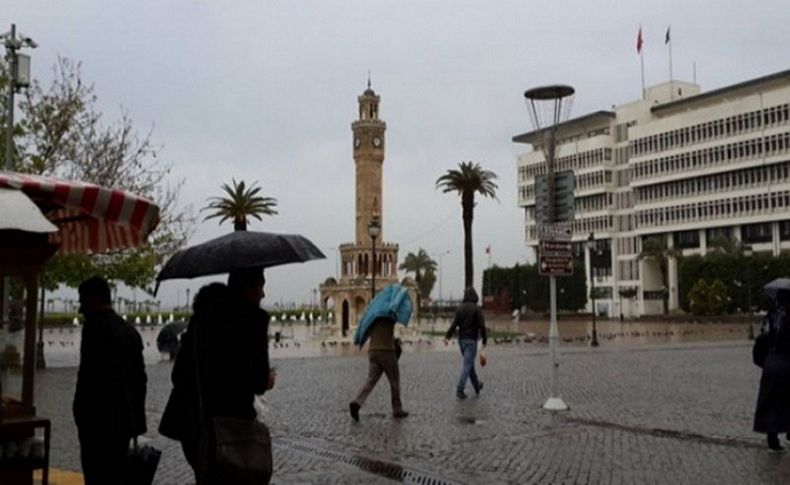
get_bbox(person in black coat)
[160,267,273,482]
[73,276,147,485]
[754,289,790,452]
[444,287,487,399]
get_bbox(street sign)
[538,235,573,277]
[534,171,575,224]
[539,240,572,253]
[539,254,574,276]
[537,223,572,241]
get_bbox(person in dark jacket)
[754,289,790,452]
[160,267,273,482]
[444,287,487,399]
[74,276,147,485]
[349,316,408,421]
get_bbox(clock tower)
[352,83,386,244]
[319,83,416,337]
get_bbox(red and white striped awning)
[0,171,160,254]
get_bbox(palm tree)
[202,179,278,231]
[399,249,438,306]
[638,236,680,314]
[435,161,498,289]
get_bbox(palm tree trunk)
[660,262,669,315]
[234,219,247,231]
[462,192,474,289]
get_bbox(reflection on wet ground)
[19,317,754,367]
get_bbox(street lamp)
[2,24,37,365]
[368,217,381,300]
[743,245,753,314]
[587,233,600,347]
[437,250,450,303]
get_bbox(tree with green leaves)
[638,235,680,315]
[2,56,193,294]
[435,161,498,289]
[399,249,437,306]
[202,179,278,231]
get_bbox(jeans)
[456,339,481,393]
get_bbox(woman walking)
[444,287,487,399]
[754,288,790,452]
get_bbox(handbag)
[194,319,273,484]
[479,351,487,367]
[126,437,162,485]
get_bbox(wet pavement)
[31,337,790,484]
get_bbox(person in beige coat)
[349,316,408,421]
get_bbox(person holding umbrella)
[754,283,790,452]
[349,284,413,421]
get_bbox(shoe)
[476,382,484,396]
[393,410,409,418]
[349,402,360,422]
[768,444,786,454]
[456,391,468,399]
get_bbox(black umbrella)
[157,321,188,355]
[156,231,325,284]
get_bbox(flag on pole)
[485,245,491,255]
[637,26,644,54]
[665,26,671,44]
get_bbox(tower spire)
[367,70,371,90]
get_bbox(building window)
[742,222,772,244]
[675,230,700,249]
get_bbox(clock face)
[373,137,382,148]
[354,138,361,148]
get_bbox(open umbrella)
[156,230,325,284]
[763,278,790,300]
[0,171,160,254]
[353,284,413,346]
[156,321,188,355]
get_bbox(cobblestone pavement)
[34,341,790,484]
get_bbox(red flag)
[485,245,491,254]
[637,27,644,54]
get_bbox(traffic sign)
[539,240,572,254]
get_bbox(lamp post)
[743,245,755,339]
[437,250,450,303]
[587,233,599,347]
[2,24,36,364]
[368,218,381,300]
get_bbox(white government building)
[514,69,790,317]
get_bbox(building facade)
[514,70,790,317]
[320,85,416,335]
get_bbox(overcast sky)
[7,0,790,309]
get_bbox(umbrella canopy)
[0,171,160,254]
[156,230,325,282]
[0,188,58,233]
[763,278,790,300]
[353,284,413,346]
[156,321,188,354]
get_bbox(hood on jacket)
[463,287,479,303]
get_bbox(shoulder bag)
[194,316,273,484]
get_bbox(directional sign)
[534,171,575,224]
[539,254,574,276]
[537,223,572,241]
[539,240,572,254]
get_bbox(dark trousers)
[353,350,403,412]
[79,431,129,485]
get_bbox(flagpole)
[668,37,673,82]
[640,51,645,99]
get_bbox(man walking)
[444,287,487,399]
[74,276,147,484]
[350,316,409,421]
